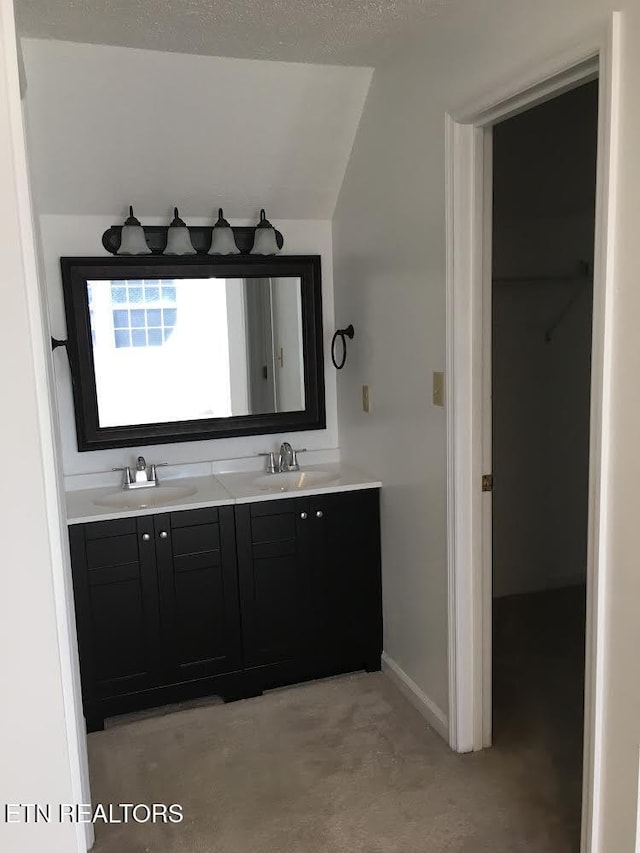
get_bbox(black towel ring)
[331,324,354,370]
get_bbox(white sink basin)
[93,484,197,510]
[252,470,338,493]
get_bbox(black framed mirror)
[60,255,325,451]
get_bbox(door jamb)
[445,16,620,853]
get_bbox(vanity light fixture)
[250,209,281,255]
[117,206,151,255]
[208,208,240,255]
[164,208,196,255]
[103,207,285,254]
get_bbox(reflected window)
[85,275,305,429]
[109,279,177,348]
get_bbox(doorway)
[491,80,598,847]
[446,21,620,853]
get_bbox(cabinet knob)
[300,512,308,520]
[141,533,151,542]
[159,531,168,539]
[316,510,323,519]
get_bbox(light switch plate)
[362,385,370,413]
[433,372,445,407]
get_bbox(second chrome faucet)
[259,442,307,474]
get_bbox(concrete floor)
[87,587,586,853]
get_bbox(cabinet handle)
[300,512,308,520]
[159,531,168,539]
[316,510,323,519]
[141,533,151,542]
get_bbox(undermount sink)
[252,470,338,493]
[93,484,197,510]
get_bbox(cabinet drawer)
[173,550,221,574]
[86,562,140,586]
[86,533,139,570]
[84,517,137,540]
[170,507,219,528]
[251,513,297,545]
[249,497,302,518]
[171,522,220,556]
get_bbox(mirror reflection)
[87,276,305,428]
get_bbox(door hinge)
[482,474,493,493]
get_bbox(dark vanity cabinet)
[70,490,382,731]
[236,489,382,681]
[69,506,242,730]
[235,499,314,671]
[153,508,242,683]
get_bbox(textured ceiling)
[15,0,451,66]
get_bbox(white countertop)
[65,475,234,525]
[65,464,381,525]
[216,463,381,504]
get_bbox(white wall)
[20,39,346,481]
[332,2,640,848]
[492,83,597,598]
[20,38,372,220]
[0,2,85,850]
[39,215,338,479]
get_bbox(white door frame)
[445,14,620,853]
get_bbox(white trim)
[445,17,619,853]
[382,653,449,742]
[451,51,599,126]
[445,115,484,753]
[580,15,620,853]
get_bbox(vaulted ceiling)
[15,0,452,66]
[19,1,456,219]
[22,38,372,218]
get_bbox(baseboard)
[381,653,449,743]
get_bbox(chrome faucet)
[279,442,295,472]
[134,456,149,483]
[257,444,307,474]
[113,457,168,490]
[279,442,307,472]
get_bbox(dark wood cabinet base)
[72,492,383,733]
[86,714,105,733]
[84,653,383,732]
[222,687,264,704]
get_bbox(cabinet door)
[236,497,313,668]
[69,516,162,702]
[310,489,382,673]
[155,506,242,682]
